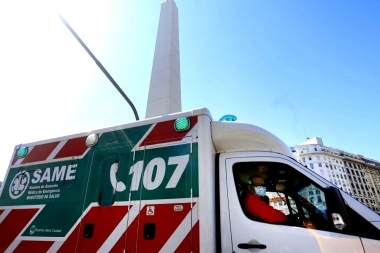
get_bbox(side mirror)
[325,186,351,230]
[331,213,346,230]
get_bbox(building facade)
[292,137,380,214]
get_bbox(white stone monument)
[145,0,181,119]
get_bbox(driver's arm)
[244,193,289,224]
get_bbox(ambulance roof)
[211,121,295,158]
[13,108,294,159]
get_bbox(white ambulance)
[0,108,379,252]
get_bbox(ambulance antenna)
[57,13,140,121]
[303,127,309,140]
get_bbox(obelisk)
[145,0,181,118]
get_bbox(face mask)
[254,186,266,197]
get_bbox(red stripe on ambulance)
[140,116,197,147]
[54,136,88,159]
[0,208,39,252]
[58,205,129,252]
[110,207,140,253]
[20,142,60,164]
[111,203,195,253]
[13,241,54,253]
[11,136,90,166]
[55,224,80,252]
[175,221,200,253]
[11,153,19,166]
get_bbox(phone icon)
[110,162,126,192]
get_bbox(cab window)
[232,161,380,240]
[233,161,329,230]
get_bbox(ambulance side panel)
[0,136,96,252]
[0,113,202,253]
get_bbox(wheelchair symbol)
[146,206,155,216]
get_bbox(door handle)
[238,243,267,249]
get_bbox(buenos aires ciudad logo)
[9,171,30,199]
[30,225,37,235]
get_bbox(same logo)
[9,171,30,199]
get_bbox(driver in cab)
[243,175,289,224]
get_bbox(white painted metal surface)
[361,237,380,253]
[211,121,295,158]
[197,114,217,253]
[219,153,365,253]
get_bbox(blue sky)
[0,0,379,181]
